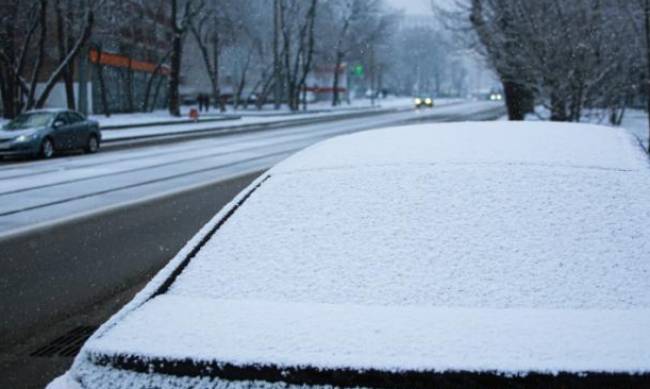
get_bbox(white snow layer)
[76,122,650,384]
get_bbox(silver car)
[0,109,101,159]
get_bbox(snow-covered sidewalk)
[1,98,469,139]
[500,107,650,152]
[621,109,649,150]
[99,97,466,142]
[91,96,419,128]
[98,106,399,142]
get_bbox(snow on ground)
[1,102,500,238]
[74,122,650,387]
[88,299,650,373]
[99,113,315,140]
[98,98,464,141]
[89,96,419,127]
[622,109,649,150]
[500,106,650,152]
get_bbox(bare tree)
[0,0,102,117]
[279,0,318,111]
[168,0,203,117]
[643,0,650,153]
[325,0,389,106]
[190,2,229,112]
[463,0,641,122]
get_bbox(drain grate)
[30,325,98,357]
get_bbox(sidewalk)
[92,97,418,128]
[499,106,650,152]
[100,97,446,142]
[621,109,649,150]
[1,97,466,144]
[100,105,404,142]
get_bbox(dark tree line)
[463,0,650,149]
[0,0,99,118]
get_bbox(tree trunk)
[168,32,182,117]
[645,0,650,152]
[1,2,17,118]
[273,0,281,110]
[27,0,48,110]
[93,48,110,117]
[142,49,171,112]
[0,64,16,119]
[126,56,135,112]
[35,7,94,108]
[331,52,343,106]
[55,0,76,110]
[234,50,252,110]
[0,69,10,119]
[550,89,568,122]
[503,80,527,121]
[212,26,224,112]
[151,71,166,112]
[296,0,318,112]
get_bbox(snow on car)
[52,122,650,388]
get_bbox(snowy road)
[0,101,503,388]
[0,101,502,238]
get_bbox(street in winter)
[0,0,649,388]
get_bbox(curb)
[99,115,241,130]
[102,106,411,149]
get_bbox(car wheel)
[40,138,55,159]
[85,135,99,154]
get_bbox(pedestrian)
[204,95,210,112]
[197,94,204,112]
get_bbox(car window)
[55,113,69,125]
[68,112,85,123]
[64,112,82,124]
[3,112,56,130]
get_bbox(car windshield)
[3,112,55,130]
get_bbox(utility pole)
[273,0,281,110]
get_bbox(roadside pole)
[78,45,89,115]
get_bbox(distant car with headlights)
[489,91,503,101]
[414,97,434,108]
[0,109,101,159]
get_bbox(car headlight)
[414,98,422,105]
[15,134,36,143]
[425,98,432,105]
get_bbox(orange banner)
[89,49,169,75]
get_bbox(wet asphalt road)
[0,103,505,388]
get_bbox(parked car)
[0,109,101,159]
[52,122,650,388]
[414,96,434,108]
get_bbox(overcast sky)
[386,0,433,15]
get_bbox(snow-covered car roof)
[69,122,650,388]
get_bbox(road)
[0,101,504,389]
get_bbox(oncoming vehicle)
[414,97,434,108]
[489,90,503,101]
[53,122,650,388]
[0,109,101,159]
